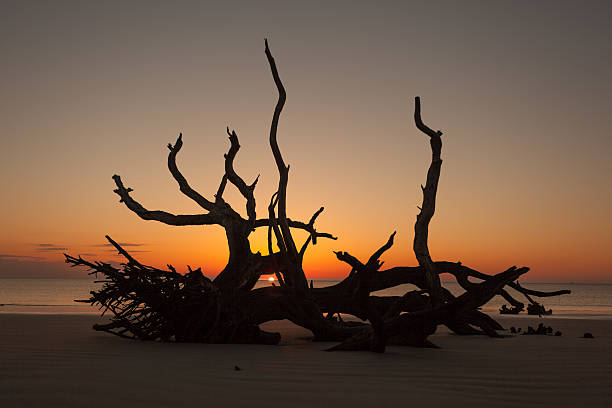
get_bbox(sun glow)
[268,277,275,282]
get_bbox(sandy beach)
[0,314,610,408]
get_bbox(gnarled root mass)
[68,237,280,345]
[65,40,570,352]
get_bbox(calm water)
[0,278,610,319]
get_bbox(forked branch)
[298,206,329,260]
[224,127,259,223]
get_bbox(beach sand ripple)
[0,314,610,407]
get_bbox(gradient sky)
[1,0,611,282]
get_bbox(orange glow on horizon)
[1,4,611,283]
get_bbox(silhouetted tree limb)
[327,266,529,351]
[215,174,228,201]
[512,280,570,298]
[112,175,218,225]
[413,96,444,306]
[298,207,326,260]
[167,133,216,212]
[333,232,396,352]
[224,127,259,225]
[253,218,337,241]
[499,289,526,309]
[264,39,300,277]
[314,257,570,336]
[355,261,569,302]
[263,38,318,298]
[105,234,142,266]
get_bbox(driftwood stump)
[66,40,570,352]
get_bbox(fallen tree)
[66,40,570,352]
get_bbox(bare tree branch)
[224,128,259,224]
[499,289,525,309]
[267,192,287,255]
[333,250,364,272]
[105,235,144,267]
[332,232,397,352]
[215,175,228,202]
[512,280,571,298]
[414,98,443,140]
[413,96,444,305]
[298,207,327,259]
[167,133,216,211]
[366,231,396,268]
[254,218,337,241]
[267,192,286,287]
[265,39,298,260]
[112,175,217,226]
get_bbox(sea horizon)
[2,277,611,319]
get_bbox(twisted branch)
[265,39,298,260]
[413,96,444,305]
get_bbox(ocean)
[1,278,610,319]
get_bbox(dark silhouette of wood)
[65,40,571,352]
[500,304,523,314]
[326,266,529,351]
[413,96,444,307]
[333,232,396,352]
[527,302,553,316]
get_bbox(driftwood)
[66,40,570,352]
[527,303,553,316]
[500,304,523,314]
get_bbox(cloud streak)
[92,243,146,248]
[0,254,43,261]
[105,248,150,252]
[35,244,68,251]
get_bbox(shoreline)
[1,314,610,407]
[2,308,612,320]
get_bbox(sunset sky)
[1,0,611,282]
